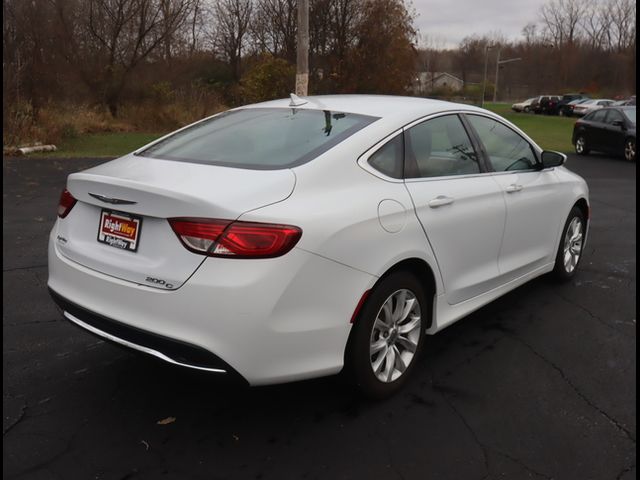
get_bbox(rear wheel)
[624,138,636,162]
[524,106,530,113]
[346,271,428,399]
[575,135,590,155]
[552,206,586,281]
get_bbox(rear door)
[585,109,609,150]
[601,109,627,154]
[464,114,565,279]
[403,114,506,305]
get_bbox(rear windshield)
[623,109,636,123]
[138,108,378,169]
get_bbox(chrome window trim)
[357,109,547,183]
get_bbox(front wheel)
[345,271,428,398]
[524,106,530,113]
[624,138,636,162]
[552,206,586,281]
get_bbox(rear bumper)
[47,231,376,385]
[49,287,246,381]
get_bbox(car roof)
[243,94,487,123]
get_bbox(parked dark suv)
[532,95,561,115]
[557,93,589,116]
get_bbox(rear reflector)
[57,188,77,218]
[169,218,302,258]
[350,289,371,323]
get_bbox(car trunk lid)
[55,155,296,289]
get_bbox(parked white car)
[572,99,615,116]
[511,97,537,113]
[48,95,589,397]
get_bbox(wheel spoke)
[383,346,396,382]
[396,334,417,353]
[393,346,407,373]
[398,315,421,334]
[372,347,387,374]
[398,297,416,323]
[370,339,387,354]
[374,317,389,332]
[392,290,407,321]
[382,301,393,324]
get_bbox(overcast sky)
[413,0,546,48]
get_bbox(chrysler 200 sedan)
[48,95,589,397]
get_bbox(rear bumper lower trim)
[49,288,247,382]
[63,311,227,373]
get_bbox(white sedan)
[48,95,589,397]
[573,99,615,116]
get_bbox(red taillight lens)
[168,218,302,258]
[57,188,77,218]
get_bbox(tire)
[575,135,590,155]
[345,271,428,399]
[624,137,636,162]
[524,106,530,113]
[552,206,586,282]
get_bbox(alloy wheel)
[576,137,586,154]
[369,289,421,383]
[563,217,583,273]
[624,139,636,162]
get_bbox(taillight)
[57,188,77,218]
[168,218,302,258]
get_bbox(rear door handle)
[505,184,523,193]
[428,195,455,208]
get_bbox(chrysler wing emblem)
[88,193,137,205]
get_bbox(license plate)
[97,210,142,252]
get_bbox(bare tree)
[609,0,636,52]
[540,0,584,46]
[54,0,194,116]
[212,0,253,80]
[250,0,297,61]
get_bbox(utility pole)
[493,51,521,103]
[481,44,493,108]
[296,0,309,96]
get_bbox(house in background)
[411,72,464,95]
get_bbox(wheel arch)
[342,256,438,372]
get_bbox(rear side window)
[404,115,480,178]
[139,108,378,169]
[590,110,607,123]
[467,115,538,172]
[605,110,624,125]
[368,134,404,179]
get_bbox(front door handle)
[428,195,455,208]
[506,184,523,193]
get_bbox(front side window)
[404,115,480,178]
[139,108,378,169]
[467,115,538,172]
[623,109,636,123]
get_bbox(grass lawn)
[24,101,577,158]
[32,132,163,158]
[483,102,577,153]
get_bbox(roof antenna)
[289,93,308,107]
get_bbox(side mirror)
[540,150,567,168]
[612,120,626,129]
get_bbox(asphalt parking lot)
[3,154,636,480]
